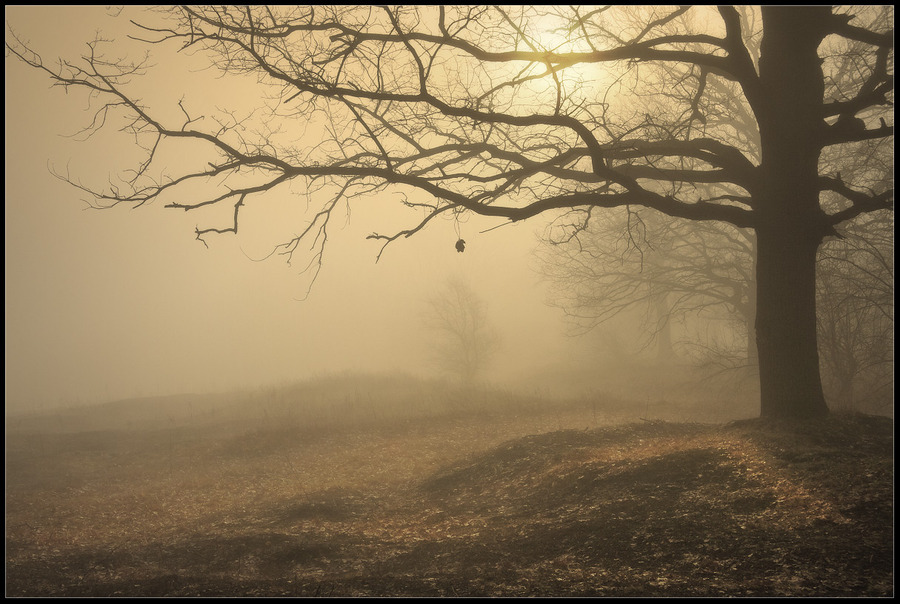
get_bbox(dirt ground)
[5,394,894,597]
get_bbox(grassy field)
[5,375,893,596]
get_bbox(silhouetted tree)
[541,195,893,413]
[6,6,893,419]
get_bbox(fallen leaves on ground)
[5,407,893,597]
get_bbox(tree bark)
[753,7,832,419]
[755,226,828,418]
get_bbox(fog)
[7,8,893,598]
[5,6,579,414]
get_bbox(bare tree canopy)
[6,6,893,419]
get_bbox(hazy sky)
[5,6,573,412]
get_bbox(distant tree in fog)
[7,6,893,420]
[423,278,500,383]
[539,207,757,370]
[816,211,893,413]
[813,85,894,412]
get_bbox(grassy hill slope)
[5,376,893,596]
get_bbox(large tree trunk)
[754,227,828,418]
[753,7,832,419]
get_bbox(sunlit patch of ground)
[5,387,893,597]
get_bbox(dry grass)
[5,377,893,597]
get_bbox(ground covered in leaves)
[6,386,893,597]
